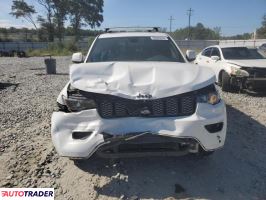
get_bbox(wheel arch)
[218,68,232,83]
[218,70,225,84]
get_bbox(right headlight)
[63,85,96,112]
[230,66,249,77]
[63,95,96,112]
[197,85,221,105]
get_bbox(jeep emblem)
[136,93,152,99]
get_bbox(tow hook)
[217,135,221,143]
[188,143,199,153]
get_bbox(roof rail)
[105,27,160,33]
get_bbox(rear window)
[87,36,185,63]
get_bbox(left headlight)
[197,86,221,105]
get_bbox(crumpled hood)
[226,59,266,68]
[70,62,215,99]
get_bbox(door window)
[202,48,212,57]
[211,48,220,57]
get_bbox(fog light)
[205,122,223,133]
[72,131,92,140]
[209,93,219,105]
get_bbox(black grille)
[76,84,217,119]
[94,93,196,119]
[242,67,266,78]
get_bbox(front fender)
[57,81,70,105]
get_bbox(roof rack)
[105,27,160,33]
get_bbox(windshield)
[221,47,266,60]
[87,36,185,63]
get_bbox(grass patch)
[27,41,87,57]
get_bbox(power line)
[168,15,175,33]
[187,8,193,40]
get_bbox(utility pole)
[168,15,175,33]
[187,8,193,40]
[25,29,28,42]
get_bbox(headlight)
[63,95,96,112]
[197,86,221,105]
[230,66,249,77]
[63,85,96,112]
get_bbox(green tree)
[261,14,266,27]
[172,23,220,40]
[10,0,37,29]
[69,0,103,41]
[51,0,69,42]
[257,14,266,39]
[0,28,9,41]
[37,0,54,41]
[213,26,221,39]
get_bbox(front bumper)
[230,68,266,91]
[51,101,227,158]
[245,77,266,91]
[231,76,266,91]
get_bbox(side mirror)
[211,56,220,61]
[72,52,83,63]
[186,50,196,62]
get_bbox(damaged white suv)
[51,28,227,159]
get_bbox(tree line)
[2,1,266,42]
[0,27,102,42]
[172,23,253,40]
[9,0,104,42]
[172,23,221,40]
[172,14,266,40]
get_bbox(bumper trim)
[69,133,221,159]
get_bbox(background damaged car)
[51,27,227,159]
[195,45,266,93]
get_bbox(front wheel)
[221,71,232,92]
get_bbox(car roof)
[98,32,169,38]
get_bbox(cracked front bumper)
[51,101,227,158]
[231,75,266,91]
[245,77,266,91]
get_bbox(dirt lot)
[0,57,266,200]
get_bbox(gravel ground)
[0,56,266,200]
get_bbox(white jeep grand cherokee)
[51,28,227,159]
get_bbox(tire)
[221,71,231,92]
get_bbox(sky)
[0,0,265,36]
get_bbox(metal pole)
[170,16,172,33]
[168,16,175,33]
[187,8,193,40]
